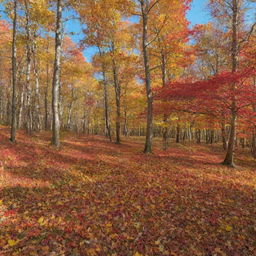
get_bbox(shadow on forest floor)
[0,127,255,256]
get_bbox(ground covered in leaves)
[0,126,255,256]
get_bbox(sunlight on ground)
[0,128,255,255]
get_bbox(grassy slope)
[0,126,255,256]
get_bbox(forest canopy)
[0,0,255,165]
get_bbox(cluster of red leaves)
[156,68,256,101]
[0,127,255,255]
[154,68,256,128]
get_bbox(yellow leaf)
[38,217,44,226]
[134,252,143,256]
[56,201,63,206]
[8,239,19,246]
[134,222,141,229]
[155,240,160,245]
[0,200,3,205]
[106,223,112,228]
[225,225,232,232]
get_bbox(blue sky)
[0,0,210,62]
[187,0,210,26]
[65,0,210,62]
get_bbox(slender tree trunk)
[161,52,168,150]
[251,77,256,158]
[113,70,121,144]
[24,0,33,134]
[51,0,63,147]
[210,130,214,144]
[222,0,238,167]
[176,124,180,143]
[111,44,121,144]
[10,0,18,143]
[141,0,153,153]
[122,81,129,136]
[123,108,128,136]
[103,79,112,141]
[252,133,256,159]
[16,67,25,129]
[196,129,201,144]
[32,41,41,131]
[45,61,49,130]
[82,107,87,134]
[17,84,25,129]
[98,47,111,141]
[67,101,74,130]
[221,121,227,150]
[67,88,75,130]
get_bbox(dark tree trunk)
[196,129,201,144]
[141,0,153,153]
[252,133,256,159]
[98,47,111,141]
[45,60,49,130]
[222,0,238,167]
[51,0,63,147]
[251,77,256,158]
[176,125,180,143]
[221,121,227,150]
[123,83,129,137]
[210,130,214,144]
[161,52,168,150]
[10,0,18,143]
[111,44,121,144]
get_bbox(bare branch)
[238,22,256,46]
[146,14,167,47]
[147,0,161,14]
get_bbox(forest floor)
[0,126,255,256]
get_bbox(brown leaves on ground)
[0,127,255,256]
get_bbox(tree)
[139,0,154,153]
[148,0,192,150]
[10,0,18,143]
[52,0,63,147]
[209,0,256,167]
[77,0,134,144]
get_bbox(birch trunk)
[10,0,18,143]
[51,0,63,147]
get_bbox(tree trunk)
[24,0,33,134]
[221,121,227,150]
[196,129,201,144]
[67,88,75,130]
[141,0,153,153]
[10,0,18,143]
[45,61,49,130]
[32,41,41,131]
[176,124,180,143]
[51,0,63,147]
[161,52,168,150]
[210,130,214,144]
[99,48,112,141]
[222,0,238,167]
[17,84,25,129]
[123,82,129,137]
[252,133,256,159]
[103,72,112,141]
[111,43,121,144]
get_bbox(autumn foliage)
[0,0,255,255]
[0,128,255,255]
